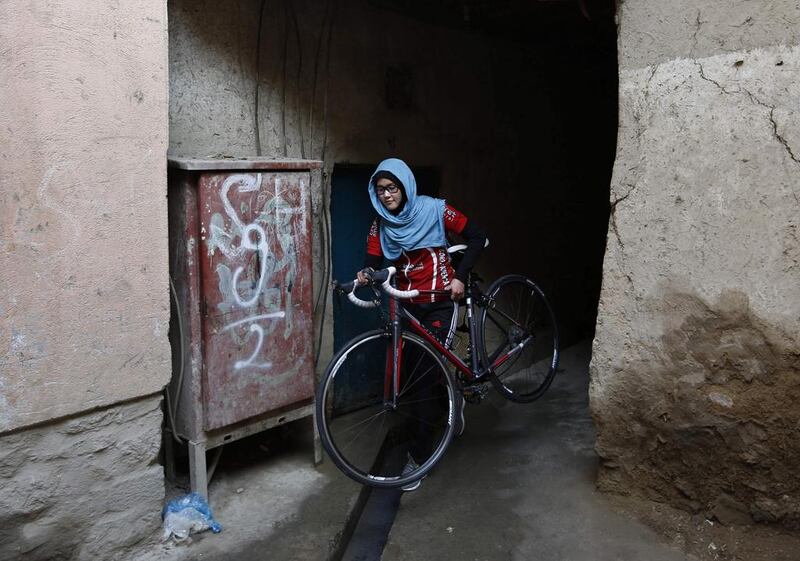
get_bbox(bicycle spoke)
[489,301,526,330]
[398,363,437,398]
[318,331,457,487]
[398,343,438,397]
[338,409,389,456]
[396,395,450,407]
[393,407,449,430]
[378,409,388,444]
[523,289,534,330]
[478,277,559,404]
[485,311,509,349]
[332,405,388,437]
[486,308,507,331]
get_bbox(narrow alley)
[144,342,765,561]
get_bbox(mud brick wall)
[590,0,800,527]
[0,398,164,560]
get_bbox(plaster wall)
[590,0,800,527]
[1,0,171,430]
[168,0,616,349]
[0,1,170,557]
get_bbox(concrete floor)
[143,341,692,561]
[382,341,690,561]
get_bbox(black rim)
[478,275,559,403]
[316,330,456,487]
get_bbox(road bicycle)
[315,246,559,488]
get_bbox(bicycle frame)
[384,274,533,408]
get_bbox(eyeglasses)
[375,183,399,196]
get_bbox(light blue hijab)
[368,158,447,260]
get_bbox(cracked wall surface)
[590,0,800,528]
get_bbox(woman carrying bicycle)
[317,158,558,490]
[356,157,487,490]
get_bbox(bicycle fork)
[385,297,402,410]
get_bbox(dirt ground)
[607,494,800,561]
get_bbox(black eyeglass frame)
[374,183,400,196]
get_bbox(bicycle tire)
[477,275,559,403]
[316,329,457,488]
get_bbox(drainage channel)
[338,487,402,561]
[330,435,409,561]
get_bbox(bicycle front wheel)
[478,275,559,403]
[316,329,457,488]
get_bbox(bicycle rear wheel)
[478,275,559,403]
[316,329,457,488]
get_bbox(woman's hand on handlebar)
[356,267,374,286]
[449,279,465,301]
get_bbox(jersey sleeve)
[444,204,468,235]
[366,218,382,256]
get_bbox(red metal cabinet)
[166,158,322,497]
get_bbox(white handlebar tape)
[446,239,489,253]
[347,281,380,308]
[381,267,419,299]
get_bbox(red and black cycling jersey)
[365,204,479,304]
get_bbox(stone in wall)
[590,41,800,527]
[0,397,165,560]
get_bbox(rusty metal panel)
[196,171,315,430]
[167,170,206,440]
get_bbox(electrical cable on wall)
[310,0,335,315]
[315,0,338,365]
[320,0,336,165]
[254,0,269,156]
[312,0,337,366]
[250,0,337,365]
[308,0,333,159]
[287,0,306,158]
[312,187,330,318]
[280,0,290,157]
[166,276,186,444]
[314,176,333,367]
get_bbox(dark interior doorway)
[329,0,617,348]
